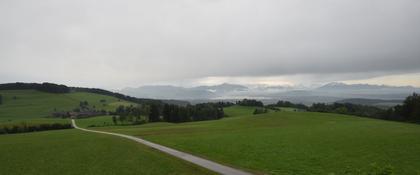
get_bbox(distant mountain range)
[119,82,420,105]
[120,83,248,100]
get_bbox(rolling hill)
[0,89,135,121]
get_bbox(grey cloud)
[1,0,420,88]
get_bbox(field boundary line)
[71,119,252,175]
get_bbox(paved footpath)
[71,119,253,175]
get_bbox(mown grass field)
[0,90,135,121]
[83,106,420,175]
[0,129,215,175]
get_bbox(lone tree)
[401,93,420,121]
[112,116,117,125]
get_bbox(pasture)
[0,129,215,175]
[0,90,135,121]
[83,106,420,174]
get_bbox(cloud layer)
[1,0,420,88]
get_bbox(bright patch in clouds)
[343,73,420,87]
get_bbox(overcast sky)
[1,0,420,89]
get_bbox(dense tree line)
[0,82,70,93]
[112,105,150,125]
[309,103,385,118]
[214,101,235,108]
[381,93,420,122]
[236,99,264,107]
[162,103,224,123]
[309,93,420,123]
[112,103,224,124]
[400,93,420,121]
[0,123,72,135]
[275,100,308,110]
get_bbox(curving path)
[71,119,252,175]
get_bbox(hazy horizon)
[1,0,420,89]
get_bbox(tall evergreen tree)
[149,104,160,122]
[401,93,420,121]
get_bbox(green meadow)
[0,90,135,121]
[0,129,214,175]
[83,106,420,175]
[0,90,218,175]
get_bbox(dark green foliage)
[401,93,420,122]
[191,103,224,121]
[383,93,420,122]
[79,101,89,109]
[36,83,70,93]
[0,82,70,93]
[112,116,117,125]
[113,105,150,124]
[253,108,268,115]
[276,100,308,110]
[149,104,161,122]
[162,103,224,123]
[0,94,2,105]
[214,101,235,108]
[236,99,263,107]
[113,103,224,123]
[309,103,385,118]
[0,122,72,135]
[309,93,420,123]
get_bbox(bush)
[253,108,268,115]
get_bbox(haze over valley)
[120,82,419,105]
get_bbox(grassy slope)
[0,90,135,121]
[0,129,215,175]
[86,106,420,175]
[76,115,116,128]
